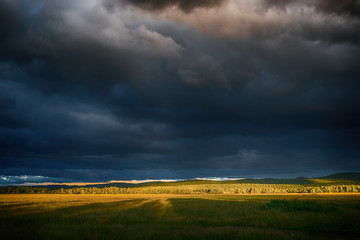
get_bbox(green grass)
[1,194,360,239]
[266,200,336,212]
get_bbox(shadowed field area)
[1,194,360,239]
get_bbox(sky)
[0,0,360,183]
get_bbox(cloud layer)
[0,0,359,181]
[123,0,224,12]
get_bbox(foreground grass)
[1,194,360,240]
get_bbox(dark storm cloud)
[263,0,360,17]
[0,0,21,41]
[317,0,360,17]
[123,0,224,12]
[0,0,360,181]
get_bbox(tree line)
[1,183,360,194]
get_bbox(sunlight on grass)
[308,179,338,184]
[1,194,360,239]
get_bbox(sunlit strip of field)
[1,194,360,240]
[1,193,360,210]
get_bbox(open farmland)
[1,194,360,240]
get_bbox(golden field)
[1,193,360,239]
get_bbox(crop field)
[1,194,360,240]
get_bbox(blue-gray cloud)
[0,175,64,185]
[0,0,359,181]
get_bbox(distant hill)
[319,172,360,181]
[41,182,138,189]
[3,172,360,188]
[235,177,313,185]
[77,178,314,187]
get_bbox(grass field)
[1,194,360,240]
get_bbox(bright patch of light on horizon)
[0,175,65,185]
[195,177,244,181]
[0,176,246,186]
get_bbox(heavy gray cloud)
[263,0,360,17]
[0,0,359,181]
[121,0,224,12]
[0,1,20,41]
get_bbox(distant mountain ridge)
[61,172,360,187]
[1,172,359,187]
[318,172,360,181]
